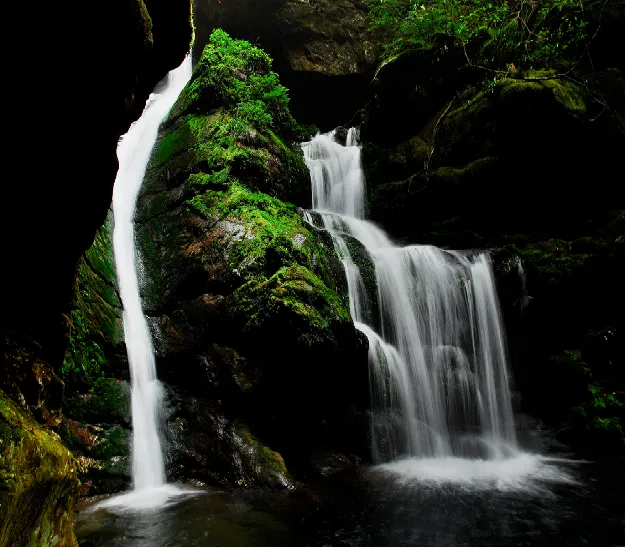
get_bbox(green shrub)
[367,0,589,69]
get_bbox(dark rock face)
[193,0,380,129]
[2,1,192,543]
[3,0,193,374]
[363,60,624,245]
[135,33,370,486]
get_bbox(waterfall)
[301,130,518,465]
[108,54,192,503]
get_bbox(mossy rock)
[517,243,589,286]
[0,390,79,546]
[232,422,291,488]
[62,212,124,392]
[64,379,131,427]
[234,264,351,351]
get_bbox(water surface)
[76,454,624,546]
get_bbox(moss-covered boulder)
[60,377,132,496]
[59,417,132,496]
[135,31,369,487]
[0,390,80,546]
[162,387,292,489]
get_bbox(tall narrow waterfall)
[302,130,518,464]
[112,55,192,494]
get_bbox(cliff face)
[193,0,380,129]
[1,0,193,542]
[4,0,193,373]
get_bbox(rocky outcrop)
[60,378,132,496]
[363,60,624,246]
[136,31,370,487]
[193,0,380,129]
[492,228,625,452]
[48,211,132,497]
[61,212,126,394]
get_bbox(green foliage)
[173,29,292,131]
[569,382,625,446]
[550,348,625,447]
[367,0,589,69]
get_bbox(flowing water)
[301,130,518,469]
[106,54,194,509]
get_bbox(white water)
[106,54,192,508]
[301,130,568,485]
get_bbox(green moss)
[64,379,130,425]
[498,72,586,114]
[89,425,130,461]
[234,423,289,482]
[62,212,123,391]
[0,390,79,546]
[189,182,309,270]
[170,29,292,130]
[234,265,350,347]
[518,242,588,285]
[151,123,193,167]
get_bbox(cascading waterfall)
[106,54,192,505]
[301,130,519,468]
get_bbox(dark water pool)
[76,453,624,546]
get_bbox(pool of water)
[76,452,624,546]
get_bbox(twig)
[425,95,458,181]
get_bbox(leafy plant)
[177,29,293,132]
[366,0,589,70]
